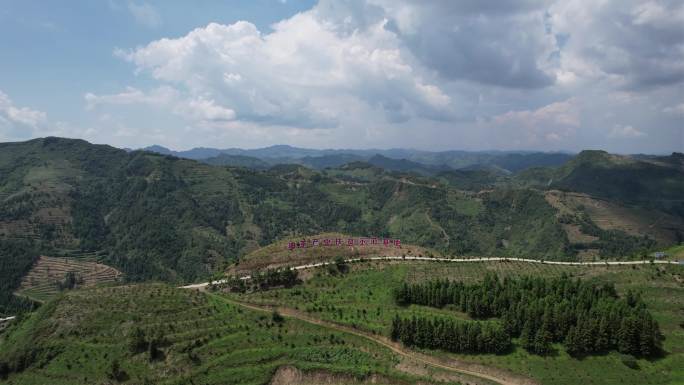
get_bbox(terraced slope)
[233,260,684,385]
[0,284,465,385]
[545,190,683,247]
[15,256,122,302]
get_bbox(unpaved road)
[183,255,682,289]
[219,296,538,385]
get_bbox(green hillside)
[232,259,684,385]
[518,150,684,217]
[0,138,678,293]
[0,284,454,385]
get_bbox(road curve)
[219,297,538,385]
[182,256,681,289]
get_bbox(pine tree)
[565,326,582,356]
[390,314,401,341]
[618,317,638,355]
[595,316,611,352]
[533,329,553,355]
[520,320,533,351]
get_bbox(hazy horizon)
[1,1,682,154]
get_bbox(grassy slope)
[0,284,461,385]
[232,261,684,385]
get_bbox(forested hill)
[0,138,678,290]
[518,150,684,216]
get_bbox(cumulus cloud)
[550,0,684,90]
[0,90,48,140]
[112,9,452,128]
[80,0,682,152]
[360,0,558,88]
[608,124,646,139]
[485,99,581,147]
[84,86,235,124]
[493,99,580,128]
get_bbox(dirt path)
[219,296,539,385]
[425,209,450,248]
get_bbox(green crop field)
[227,260,684,385]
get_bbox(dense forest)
[394,274,662,357]
[0,240,39,316]
[390,315,510,354]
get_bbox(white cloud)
[0,90,48,140]
[84,86,178,109]
[493,99,580,128]
[114,11,452,128]
[177,97,236,122]
[127,2,162,28]
[608,124,646,139]
[84,86,235,124]
[77,1,683,152]
[486,99,581,148]
[549,0,684,89]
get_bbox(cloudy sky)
[1,0,682,153]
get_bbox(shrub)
[620,354,639,370]
[272,311,284,324]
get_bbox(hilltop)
[229,232,441,275]
[518,150,684,216]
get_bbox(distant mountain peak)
[143,145,174,155]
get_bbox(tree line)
[390,315,510,354]
[217,268,299,293]
[394,273,662,357]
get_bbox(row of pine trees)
[393,273,662,357]
[390,315,510,354]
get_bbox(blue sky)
[0,0,315,126]
[1,0,682,153]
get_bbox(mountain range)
[0,137,682,314]
[141,144,575,174]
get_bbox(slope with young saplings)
[0,284,463,385]
[15,256,122,302]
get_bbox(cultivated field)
[545,190,684,247]
[0,284,471,385]
[15,256,122,302]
